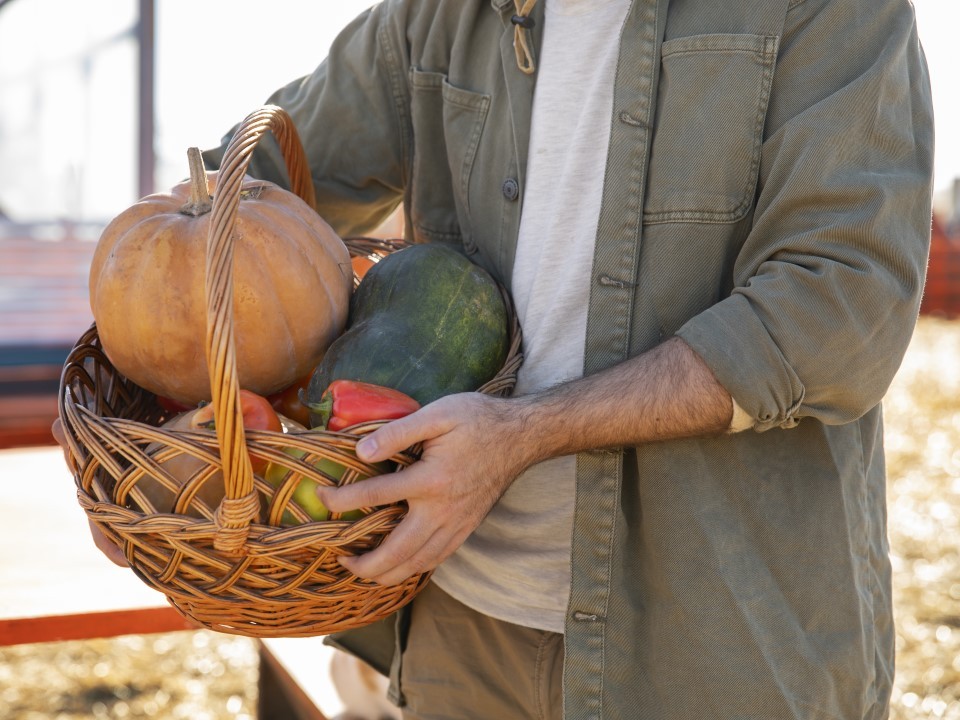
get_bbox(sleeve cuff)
[727,396,755,433]
[675,293,805,432]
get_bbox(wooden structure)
[921,213,960,319]
[0,445,341,719]
[0,233,97,449]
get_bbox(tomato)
[191,389,282,475]
[267,373,314,427]
[351,254,377,281]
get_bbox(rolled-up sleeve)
[676,0,934,431]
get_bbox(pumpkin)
[89,148,352,404]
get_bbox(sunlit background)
[0,1,957,224]
[0,0,380,222]
[0,2,958,719]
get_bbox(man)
[86,0,935,717]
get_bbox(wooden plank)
[0,394,57,417]
[258,641,332,720]
[0,238,97,347]
[0,606,193,647]
[0,426,58,451]
[0,447,185,644]
[259,638,350,720]
[0,395,60,449]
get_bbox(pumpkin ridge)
[238,201,345,364]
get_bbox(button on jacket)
[205,0,934,717]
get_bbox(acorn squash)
[306,243,509,414]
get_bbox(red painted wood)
[0,606,195,647]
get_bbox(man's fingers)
[52,418,78,472]
[317,470,417,513]
[339,512,445,585]
[52,418,65,445]
[89,520,129,567]
[355,419,409,463]
[320,394,510,587]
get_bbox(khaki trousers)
[399,582,564,720]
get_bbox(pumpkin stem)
[180,147,213,216]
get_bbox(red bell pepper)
[302,379,420,431]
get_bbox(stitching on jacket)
[534,633,548,720]
[413,225,464,244]
[443,82,491,225]
[744,34,778,216]
[643,35,778,226]
[598,455,624,718]
[377,14,412,190]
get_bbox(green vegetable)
[264,446,390,524]
[307,244,509,411]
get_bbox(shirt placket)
[562,1,668,718]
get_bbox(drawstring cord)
[512,0,538,74]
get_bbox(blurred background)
[0,1,958,719]
[0,0,387,447]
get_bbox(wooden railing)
[0,230,99,448]
[0,445,338,719]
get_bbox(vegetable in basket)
[88,147,352,406]
[265,380,420,524]
[264,448,382,524]
[306,243,510,407]
[136,389,291,517]
[267,372,315,427]
[303,379,421,431]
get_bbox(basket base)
[162,570,431,638]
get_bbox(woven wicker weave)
[57,106,522,638]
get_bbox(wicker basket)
[57,106,522,638]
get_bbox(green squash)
[307,243,509,417]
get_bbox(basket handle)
[205,105,316,555]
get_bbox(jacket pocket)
[409,68,490,248]
[643,33,778,225]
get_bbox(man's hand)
[317,392,540,587]
[51,418,129,568]
[317,336,737,587]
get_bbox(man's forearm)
[511,336,735,465]
[327,337,736,584]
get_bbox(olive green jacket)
[205,0,934,717]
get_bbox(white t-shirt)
[431,0,633,633]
